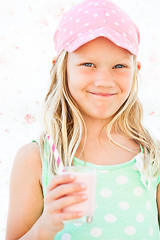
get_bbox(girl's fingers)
[51,194,88,211]
[46,174,76,192]
[49,182,86,201]
[52,211,83,223]
[60,212,83,221]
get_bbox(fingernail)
[80,184,86,189]
[82,195,87,199]
[69,174,75,179]
[78,212,83,217]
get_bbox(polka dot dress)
[41,141,160,239]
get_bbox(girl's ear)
[137,61,141,71]
[52,56,58,65]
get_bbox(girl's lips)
[88,92,116,97]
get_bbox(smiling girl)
[6,0,160,239]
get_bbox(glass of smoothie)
[61,166,97,223]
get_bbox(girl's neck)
[82,115,114,139]
[76,119,140,165]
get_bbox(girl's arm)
[6,142,87,240]
[157,183,160,227]
[157,141,160,227]
[5,142,46,239]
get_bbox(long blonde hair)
[40,49,160,186]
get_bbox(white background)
[0,0,160,238]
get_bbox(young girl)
[6,0,160,239]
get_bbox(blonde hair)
[40,49,160,186]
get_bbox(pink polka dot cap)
[54,0,140,56]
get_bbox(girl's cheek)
[115,70,133,83]
[116,75,133,92]
[113,69,133,77]
[75,67,94,75]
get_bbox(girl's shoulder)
[13,142,42,185]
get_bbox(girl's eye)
[113,64,126,69]
[83,63,94,67]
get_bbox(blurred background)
[0,0,160,238]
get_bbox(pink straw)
[46,135,64,173]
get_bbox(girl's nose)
[94,69,116,88]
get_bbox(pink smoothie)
[62,170,97,217]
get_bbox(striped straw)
[46,134,64,173]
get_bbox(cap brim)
[65,26,137,55]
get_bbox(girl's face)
[67,37,135,124]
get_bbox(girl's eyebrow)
[72,56,96,63]
[117,54,133,60]
[73,54,93,60]
[74,55,132,63]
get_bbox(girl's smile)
[67,37,135,124]
[86,91,116,97]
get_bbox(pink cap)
[54,0,140,56]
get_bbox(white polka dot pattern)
[146,201,152,210]
[133,186,143,196]
[93,13,98,17]
[119,201,130,210]
[90,227,102,237]
[100,188,112,197]
[54,0,140,55]
[53,150,160,239]
[73,223,83,227]
[155,216,158,225]
[124,226,136,235]
[136,213,144,222]
[105,214,117,223]
[149,227,154,236]
[61,233,71,240]
[116,175,128,185]
[105,12,110,17]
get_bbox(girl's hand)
[38,174,87,239]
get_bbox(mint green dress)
[36,140,160,240]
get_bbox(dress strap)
[32,139,51,197]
